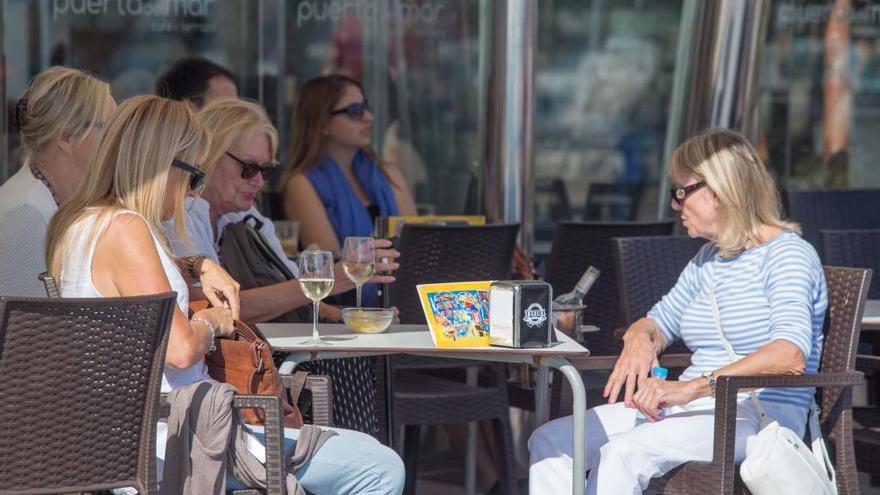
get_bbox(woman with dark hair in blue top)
[282,75,416,435]
[283,75,416,306]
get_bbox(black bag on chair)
[218,214,311,323]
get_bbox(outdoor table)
[258,322,592,495]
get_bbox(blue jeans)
[228,425,405,495]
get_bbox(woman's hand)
[332,238,400,293]
[603,320,662,406]
[631,379,700,422]
[197,259,241,320]
[368,238,399,284]
[193,306,236,338]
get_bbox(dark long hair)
[285,75,377,181]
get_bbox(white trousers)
[528,397,805,495]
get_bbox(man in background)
[156,56,238,110]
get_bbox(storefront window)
[532,0,683,250]
[1,0,487,217]
[757,0,880,190]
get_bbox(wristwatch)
[701,370,717,399]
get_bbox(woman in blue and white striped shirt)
[529,128,827,494]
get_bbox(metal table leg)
[278,352,311,375]
[534,364,550,426]
[541,357,587,495]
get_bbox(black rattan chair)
[784,189,880,251]
[544,221,675,355]
[820,229,880,299]
[0,294,177,494]
[29,276,312,495]
[385,223,520,495]
[645,266,869,494]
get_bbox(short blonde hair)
[46,96,209,279]
[669,128,800,257]
[18,66,112,162]
[197,97,278,179]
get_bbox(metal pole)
[482,0,537,253]
[658,0,770,217]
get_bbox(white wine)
[299,278,334,301]
[343,261,375,285]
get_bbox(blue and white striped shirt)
[647,231,827,410]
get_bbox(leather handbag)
[706,272,837,495]
[204,319,306,429]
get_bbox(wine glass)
[342,237,376,308]
[298,250,335,346]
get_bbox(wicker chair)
[0,294,180,495]
[544,221,675,355]
[820,229,880,480]
[32,275,317,495]
[385,223,520,495]
[643,266,870,494]
[820,229,880,299]
[784,189,880,251]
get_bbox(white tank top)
[58,208,211,392]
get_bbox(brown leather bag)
[204,320,305,429]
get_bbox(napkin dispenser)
[489,281,553,348]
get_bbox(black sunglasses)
[330,100,371,121]
[226,152,278,181]
[670,181,707,206]
[171,158,206,193]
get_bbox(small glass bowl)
[342,307,394,334]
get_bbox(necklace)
[29,162,61,206]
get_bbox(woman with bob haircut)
[528,128,828,494]
[163,97,406,494]
[0,66,116,296]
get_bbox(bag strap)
[287,371,310,406]
[705,269,837,485]
[244,214,296,280]
[704,274,772,428]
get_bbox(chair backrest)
[38,271,60,298]
[614,236,708,327]
[820,229,880,299]
[818,266,871,429]
[545,221,675,346]
[0,293,176,494]
[784,189,880,250]
[387,223,519,324]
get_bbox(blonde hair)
[46,95,209,278]
[18,66,112,162]
[669,128,800,257]
[197,97,278,178]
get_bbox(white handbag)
[706,275,837,495]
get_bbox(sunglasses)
[670,181,707,206]
[171,158,206,194]
[331,100,371,121]
[226,151,278,181]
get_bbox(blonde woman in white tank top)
[44,95,406,495]
[46,96,235,379]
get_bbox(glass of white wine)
[342,237,376,308]
[298,250,335,346]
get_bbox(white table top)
[862,300,880,330]
[257,323,590,362]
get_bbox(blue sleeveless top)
[304,150,399,307]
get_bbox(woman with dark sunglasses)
[166,97,399,326]
[529,129,826,493]
[282,75,417,305]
